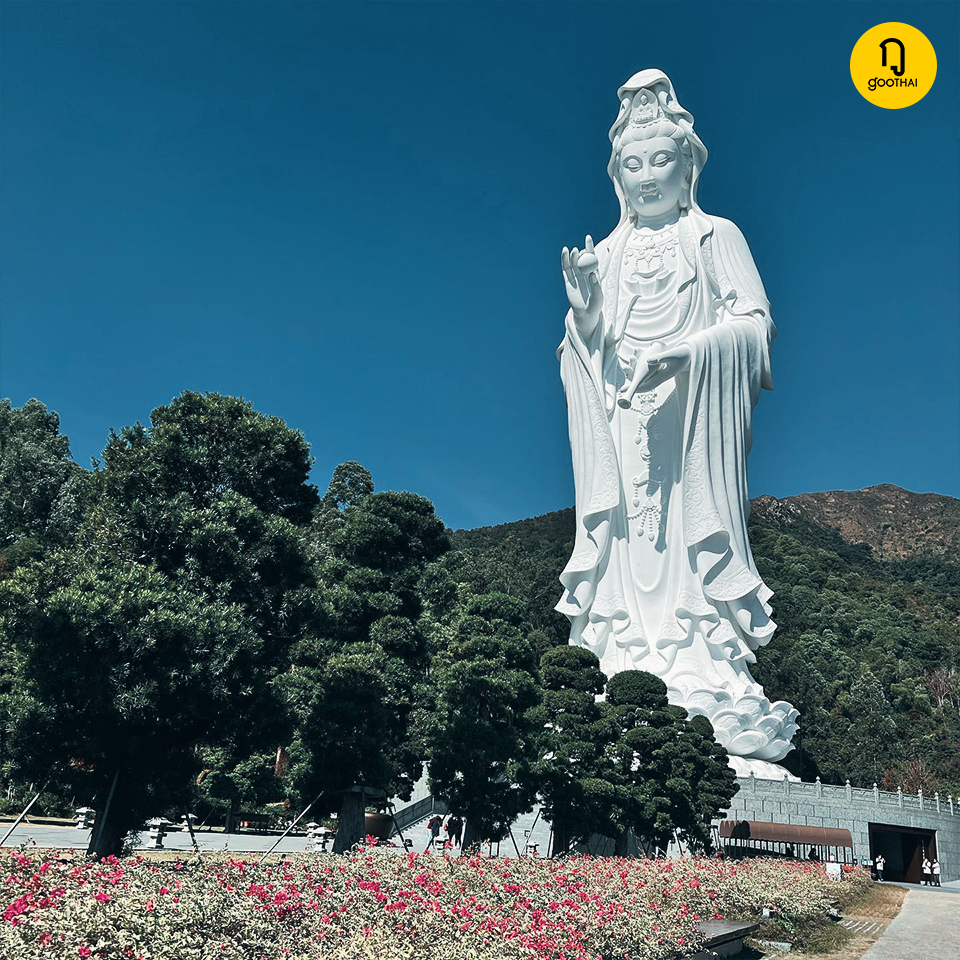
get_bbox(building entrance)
[869,823,937,883]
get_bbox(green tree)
[529,645,613,855]
[844,669,897,786]
[604,671,738,855]
[283,484,449,852]
[0,398,90,569]
[422,593,542,851]
[0,549,266,855]
[0,393,320,855]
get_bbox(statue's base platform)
[728,756,799,781]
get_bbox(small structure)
[691,920,761,959]
[722,775,960,882]
[75,807,95,830]
[305,822,335,852]
[144,817,173,850]
[720,819,854,864]
[236,812,272,832]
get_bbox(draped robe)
[557,208,797,763]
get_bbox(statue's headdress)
[607,69,708,222]
[626,88,663,128]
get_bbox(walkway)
[1,822,313,856]
[862,886,960,960]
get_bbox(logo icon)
[879,38,905,77]
[851,22,936,109]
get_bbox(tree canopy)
[0,393,319,855]
[422,592,542,851]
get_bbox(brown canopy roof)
[720,820,853,848]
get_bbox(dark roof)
[720,819,853,848]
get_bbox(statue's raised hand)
[562,236,602,337]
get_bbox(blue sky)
[3,1,958,532]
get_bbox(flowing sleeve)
[678,217,777,649]
[705,216,775,391]
[555,236,626,625]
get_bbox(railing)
[737,775,957,817]
[389,795,448,836]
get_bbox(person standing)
[932,858,941,887]
[922,856,932,885]
[875,854,885,882]
[425,814,442,852]
[449,815,463,849]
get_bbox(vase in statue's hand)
[561,235,602,337]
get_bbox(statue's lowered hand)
[562,235,602,336]
[618,342,692,407]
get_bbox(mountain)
[751,484,960,561]
[445,485,960,794]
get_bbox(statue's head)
[608,70,707,225]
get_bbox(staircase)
[388,795,448,840]
[387,793,553,857]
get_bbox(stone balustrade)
[738,774,957,817]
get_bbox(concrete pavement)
[0,822,317,856]
[862,887,960,960]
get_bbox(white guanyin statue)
[556,69,798,777]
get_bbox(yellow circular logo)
[851,22,937,108]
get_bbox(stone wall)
[723,776,960,882]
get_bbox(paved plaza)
[862,887,960,960]
[1,822,316,856]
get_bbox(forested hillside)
[445,486,960,795]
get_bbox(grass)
[746,882,906,960]
[839,883,906,920]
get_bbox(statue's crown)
[628,88,664,128]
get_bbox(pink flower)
[145,899,155,912]
[78,949,92,958]
[94,892,111,903]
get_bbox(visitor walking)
[425,814,443,852]
[932,858,941,887]
[922,857,932,885]
[874,854,885,881]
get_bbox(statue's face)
[619,136,686,222]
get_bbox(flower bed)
[1,847,871,960]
